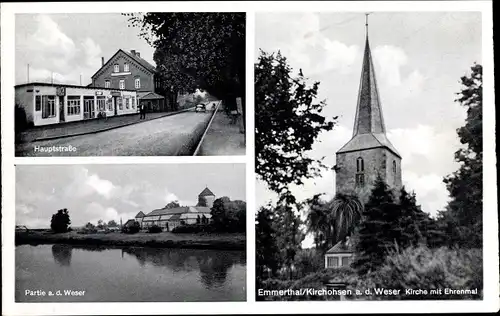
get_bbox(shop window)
[35,95,41,111]
[67,96,81,116]
[41,95,56,118]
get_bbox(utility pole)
[27,64,30,83]
[51,72,54,84]
[80,74,82,86]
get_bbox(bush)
[148,225,162,233]
[352,246,483,300]
[15,104,29,133]
[172,224,215,233]
[122,221,140,234]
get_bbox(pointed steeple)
[337,16,400,158]
[352,22,386,136]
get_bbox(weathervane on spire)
[365,12,371,37]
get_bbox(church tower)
[335,18,402,205]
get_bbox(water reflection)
[51,244,72,266]
[122,247,246,289]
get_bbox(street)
[16,110,213,156]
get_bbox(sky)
[255,12,482,220]
[16,164,246,228]
[15,13,155,86]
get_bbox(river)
[16,244,246,302]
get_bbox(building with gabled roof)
[90,49,171,112]
[136,187,216,231]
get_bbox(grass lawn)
[16,230,245,250]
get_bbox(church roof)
[337,32,401,159]
[198,187,215,197]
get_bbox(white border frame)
[1,1,497,314]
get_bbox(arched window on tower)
[356,157,364,173]
[356,157,365,187]
[392,160,397,174]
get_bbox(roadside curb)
[28,108,194,143]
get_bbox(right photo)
[255,12,483,301]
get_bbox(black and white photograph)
[255,12,485,301]
[15,164,246,302]
[14,13,246,156]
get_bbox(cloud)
[81,37,102,68]
[85,174,116,199]
[373,45,408,87]
[31,15,76,59]
[256,13,360,75]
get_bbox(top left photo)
[14,12,246,157]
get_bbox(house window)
[41,95,56,118]
[67,96,81,116]
[125,97,129,109]
[35,95,41,111]
[393,160,397,173]
[119,80,125,90]
[341,257,350,267]
[356,157,364,172]
[135,78,140,89]
[114,64,119,73]
[327,256,339,268]
[355,174,365,186]
[118,97,123,110]
[104,80,111,88]
[124,63,129,72]
[96,96,106,111]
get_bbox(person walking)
[139,103,145,119]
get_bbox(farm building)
[134,187,216,231]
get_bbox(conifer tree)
[353,175,398,274]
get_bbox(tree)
[256,206,282,279]
[125,13,245,114]
[107,220,118,227]
[305,194,332,251]
[97,219,106,230]
[255,51,336,202]
[441,63,483,248]
[273,204,304,279]
[50,208,71,233]
[331,193,363,243]
[210,197,246,232]
[353,176,398,274]
[165,200,181,209]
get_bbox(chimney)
[101,57,104,67]
[131,49,136,56]
[136,52,141,58]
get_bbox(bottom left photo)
[14,163,246,302]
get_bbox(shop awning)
[137,91,164,100]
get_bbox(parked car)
[195,103,207,112]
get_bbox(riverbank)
[15,231,245,250]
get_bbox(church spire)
[352,14,386,137]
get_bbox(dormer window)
[124,63,129,72]
[114,64,119,73]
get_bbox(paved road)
[16,110,213,156]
